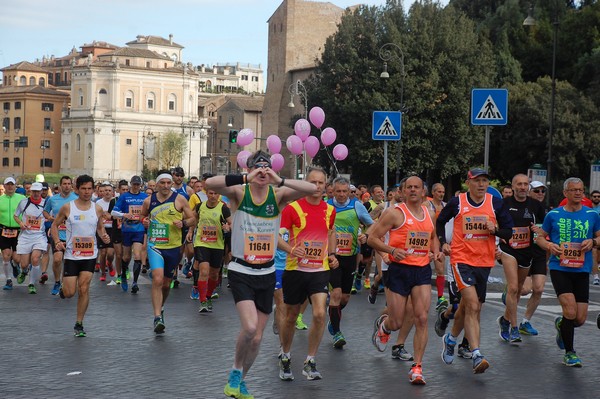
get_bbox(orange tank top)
[388,203,434,267]
[450,193,496,267]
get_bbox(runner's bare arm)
[95,204,111,243]
[204,176,244,211]
[50,203,70,250]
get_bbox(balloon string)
[323,146,339,176]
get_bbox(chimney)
[169,34,173,45]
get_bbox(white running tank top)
[65,200,99,260]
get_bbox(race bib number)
[243,233,274,264]
[405,231,430,257]
[510,226,530,249]
[200,225,218,243]
[25,216,42,231]
[148,222,169,244]
[72,236,94,258]
[336,232,353,255]
[299,240,325,268]
[1,228,18,238]
[129,205,142,221]
[559,242,584,268]
[462,216,489,240]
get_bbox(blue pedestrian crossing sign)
[471,88,508,126]
[372,111,401,141]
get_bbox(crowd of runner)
[2,152,600,398]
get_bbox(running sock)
[133,260,141,283]
[207,278,218,298]
[198,280,208,302]
[305,355,314,363]
[3,261,10,279]
[121,260,128,279]
[340,302,347,311]
[192,268,199,285]
[560,317,575,352]
[522,318,530,325]
[471,348,481,358]
[357,262,366,277]
[448,334,458,343]
[328,305,341,333]
[436,275,445,298]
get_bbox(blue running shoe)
[190,286,199,300]
[563,351,582,367]
[353,274,362,292]
[441,333,455,365]
[555,316,564,350]
[497,316,510,342]
[224,369,242,398]
[239,380,254,399]
[182,260,192,277]
[51,281,60,295]
[3,279,13,290]
[509,327,522,343]
[519,321,538,336]
[153,317,165,334]
[333,331,346,349]
[472,353,490,374]
[121,278,129,292]
[327,320,334,336]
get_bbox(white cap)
[31,182,43,191]
[530,181,546,189]
[349,184,357,191]
[3,177,16,185]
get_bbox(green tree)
[158,130,187,169]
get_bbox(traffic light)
[228,129,238,143]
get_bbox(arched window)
[29,76,36,85]
[98,88,108,107]
[20,76,26,85]
[168,93,177,111]
[76,134,81,151]
[39,77,45,87]
[171,54,178,62]
[99,88,107,94]
[87,143,93,161]
[125,90,134,108]
[146,92,155,110]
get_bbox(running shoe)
[519,321,539,336]
[153,316,165,334]
[472,353,489,374]
[74,322,86,337]
[594,277,600,285]
[116,276,122,285]
[182,260,192,277]
[51,281,60,295]
[353,273,362,292]
[367,283,378,304]
[121,278,128,292]
[333,331,346,349]
[190,286,199,300]
[435,308,449,337]
[295,313,308,330]
[199,301,210,313]
[435,297,449,312]
[497,315,510,342]
[59,286,65,299]
[207,298,213,312]
[408,364,426,385]
[100,274,106,282]
[224,369,242,398]
[11,261,18,278]
[172,279,180,289]
[302,359,322,380]
[131,283,139,294]
[372,314,390,352]
[141,265,148,274]
[563,351,582,367]
[126,269,131,280]
[108,264,116,277]
[28,284,37,294]
[457,344,473,359]
[327,320,334,336]
[3,279,13,290]
[501,284,507,305]
[441,333,455,365]
[364,277,371,289]
[350,286,357,295]
[238,380,254,399]
[391,345,413,361]
[39,272,48,284]
[509,327,522,343]
[211,290,220,299]
[279,355,294,381]
[555,316,564,350]
[17,271,27,284]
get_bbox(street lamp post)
[523,3,558,206]
[288,80,308,179]
[379,42,405,193]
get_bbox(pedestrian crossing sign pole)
[372,111,402,194]
[471,88,508,171]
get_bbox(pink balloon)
[266,135,281,153]
[321,127,337,146]
[237,150,251,169]
[332,144,348,161]
[286,135,303,156]
[271,153,284,172]
[304,136,320,158]
[309,107,325,129]
[294,119,311,142]
[236,128,254,147]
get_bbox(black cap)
[130,175,143,185]
[41,182,49,189]
[467,168,490,179]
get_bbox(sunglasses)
[593,195,600,198]
[254,162,271,168]
[532,189,546,194]
[351,191,356,193]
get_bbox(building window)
[29,76,36,85]
[64,71,68,82]
[125,90,134,108]
[40,159,52,167]
[241,75,248,81]
[13,157,20,167]
[146,61,151,68]
[99,88,107,94]
[125,59,130,66]
[76,134,81,151]
[42,139,50,149]
[3,102,9,111]
[3,140,9,150]
[147,92,155,110]
[20,76,26,85]
[2,158,8,166]
[39,77,45,87]
[44,118,51,131]
[126,138,132,145]
[78,89,83,106]
[14,117,21,130]
[168,93,176,111]
[55,73,61,85]
[42,103,54,112]
[252,76,258,82]
[2,118,8,133]
[14,102,21,110]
